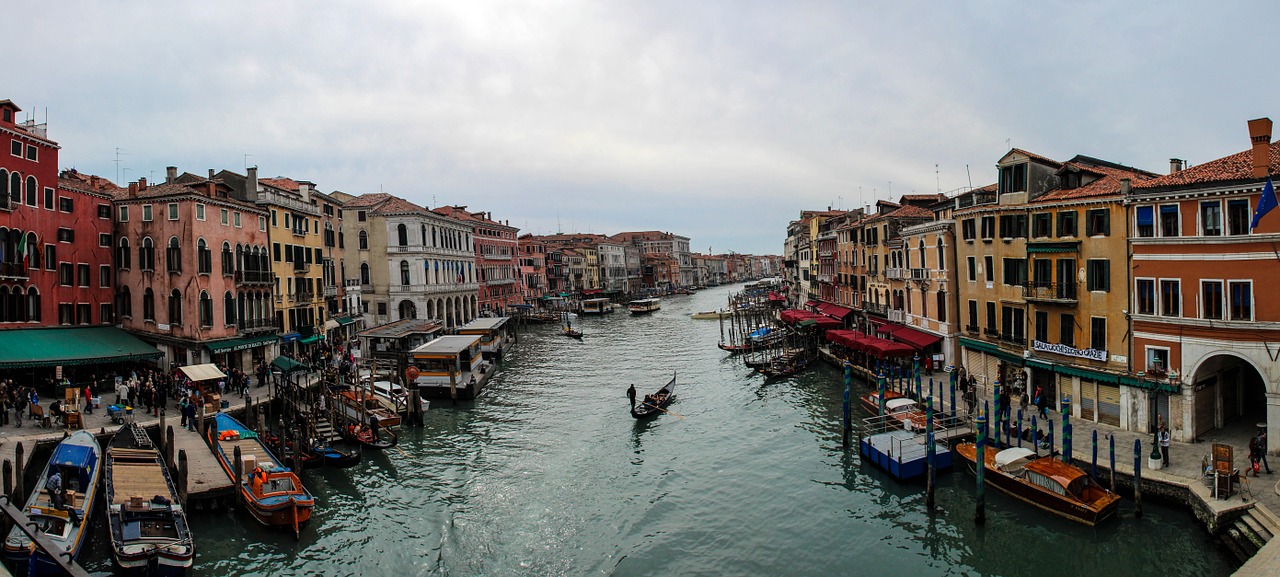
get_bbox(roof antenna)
[966,164,973,190]
[936,164,940,192]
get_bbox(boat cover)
[994,447,1036,469]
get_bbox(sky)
[9,1,1280,255]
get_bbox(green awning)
[1025,358,1054,371]
[335,315,355,326]
[207,333,277,354]
[1027,242,1080,254]
[1053,363,1122,385]
[958,337,1025,365]
[270,355,311,374]
[0,326,163,369]
[299,334,326,345]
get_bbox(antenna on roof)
[966,164,973,190]
[114,148,128,185]
[936,164,940,192]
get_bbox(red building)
[432,206,520,314]
[0,100,116,327]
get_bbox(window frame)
[142,204,153,222]
[1086,259,1110,292]
[195,203,206,221]
[1159,278,1181,317]
[1200,279,1223,320]
[1228,280,1253,321]
[1090,316,1106,352]
[1199,200,1222,236]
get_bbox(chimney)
[1120,178,1131,195]
[1169,158,1184,174]
[138,177,147,190]
[208,169,215,180]
[89,175,99,189]
[166,166,177,184]
[1248,117,1273,178]
[247,166,259,197]
[128,182,138,196]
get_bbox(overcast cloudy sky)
[10,2,1278,254]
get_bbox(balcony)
[236,270,276,285]
[258,189,321,216]
[237,318,276,333]
[0,262,29,281]
[1021,281,1078,304]
[965,324,979,334]
[999,332,1027,346]
[887,309,905,323]
[389,245,425,254]
[292,262,312,275]
[294,291,316,303]
[864,303,888,317]
[885,268,908,280]
[485,278,518,286]
[344,278,361,289]
[323,285,338,297]
[910,268,931,281]
[388,282,480,296]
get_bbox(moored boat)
[954,444,1120,526]
[209,413,315,534]
[690,309,733,320]
[104,423,194,576]
[631,374,677,419]
[332,389,401,449]
[859,390,908,417]
[627,297,661,314]
[3,430,101,576]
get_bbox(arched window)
[142,288,155,321]
[224,291,236,325]
[400,260,411,286]
[918,239,927,269]
[117,286,131,319]
[223,242,235,275]
[169,289,183,325]
[360,263,370,285]
[197,238,211,274]
[166,237,181,273]
[8,172,19,205]
[358,230,368,250]
[0,169,8,209]
[397,224,408,247]
[421,225,427,246]
[118,238,131,269]
[26,287,40,322]
[0,286,8,322]
[141,237,155,271]
[431,226,438,247]
[25,232,37,269]
[936,238,946,271]
[199,291,212,327]
[24,176,36,207]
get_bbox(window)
[377,302,387,316]
[984,255,994,282]
[9,140,19,156]
[45,188,55,210]
[1057,210,1077,237]
[999,214,1027,239]
[77,264,90,287]
[1035,311,1049,343]
[1158,205,1179,237]
[224,292,236,325]
[1060,313,1074,347]
[142,288,155,322]
[1032,259,1052,287]
[221,208,229,225]
[1147,347,1170,374]
[169,289,183,325]
[199,291,213,327]
[1228,199,1250,236]
[1085,209,1109,236]
[360,263,370,285]
[59,263,73,286]
[980,216,995,240]
[118,206,129,222]
[100,303,113,325]
[400,260,411,285]
[97,203,109,218]
[25,177,36,206]
[234,212,241,227]
[1135,206,1154,237]
[142,205,153,222]
[99,265,111,288]
[25,144,36,161]
[999,163,1027,193]
[273,243,281,262]
[936,291,946,323]
[117,239,130,269]
[271,210,277,227]
[1002,258,1027,286]
[58,304,74,325]
[167,203,179,220]
[1201,280,1223,320]
[358,210,367,222]
[1200,201,1222,236]
[397,224,409,246]
[1032,213,1052,238]
[117,287,131,319]
[986,301,997,332]
[1137,279,1155,315]
[197,239,212,274]
[1091,317,1106,351]
[967,300,978,330]
[936,238,945,270]
[166,238,182,273]
[1086,259,1110,292]
[44,244,55,270]
[56,228,74,243]
[222,242,233,275]
[1001,305,1024,343]
[98,233,111,247]
[961,218,976,241]
[1160,280,1180,317]
[260,216,267,232]
[1229,281,1253,321]
[196,204,206,221]
[358,230,369,250]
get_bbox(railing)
[885,268,908,280]
[887,309,905,323]
[0,262,29,281]
[1021,281,1078,303]
[1145,366,1168,379]
[292,262,311,274]
[235,270,276,285]
[388,282,480,296]
[238,318,276,333]
[910,268,930,280]
[965,324,979,334]
[999,332,1027,346]
[864,303,888,317]
[485,278,518,286]
[344,278,361,288]
[984,327,1001,338]
[294,291,315,302]
[258,189,321,216]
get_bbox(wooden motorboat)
[691,309,733,320]
[954,444,1120,526]
[627,298,662,314]
[104,423,194,576]
[859,390,908,417]
[209,413,314,534]
[631,374,677,419]
[3,430,101,576]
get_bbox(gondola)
[262,432,325,470]
[630,374,677,419]
[312,441,361,469]
[563,326,584,339]
[104,423,194,576]
[332,389,401,450]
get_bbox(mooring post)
[233,445,243,506]
[207,416,218,454]
[1048,419,1055,457]
[410,388,423,427]
[949,369,957,418]
[1,460,10,535]
[993,379,1002,450]
[926,395,935,510]
[877,371,887,417]
[14,443,24,503]
[1061,399,1071,462]
[976,412,987,525]
[1109,434,1117,490]
[1016,410,1023,448]
[1134,438,1143,518]
[178,449,189,506]
[842,361,852,448]
[159,406,166,455]
[166,426,175,471]
[1030,415,1038,456]
[1092,429,1099,481]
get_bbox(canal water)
[80,284,1233,576]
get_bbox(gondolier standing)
[627,384,637,410]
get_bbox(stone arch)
[1188,350,1272,440]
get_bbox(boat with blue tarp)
[209,413,315,535]
[3,430,101,576]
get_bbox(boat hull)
[4,430,101,577]
[954,443,1118,526]
[106,424,194,576]
[210,414,315,531]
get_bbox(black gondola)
[630,373,677,419]
[563,327,584,339]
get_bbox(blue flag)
[1252,176,1278,230]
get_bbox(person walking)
[1259,429,1274,474]
[1158,425,1170,467]
[1250,434,1264,476]
[1035,386,1048,419]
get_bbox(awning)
[804,300,818,308]
[206,334,277,354]
[816,302,855,320]
[884,324,942,350]
[179,363,226,382]
[335,315,355,326]
[281,332,301,343]
[323,319,340,331]
[1027,242,1080,254]
[863,336,916,357]
[271,355,311,373]
[958,337,1025,365]
[0,326,163,369]
[300,334,326,345]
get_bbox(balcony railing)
[1021,281,1078,303]
[887,309,905,323]
[984,327,1001,338]
[885,268,908,280]
[294,291,316,302]
[0,263,29,281]
[236,270,276,285]
[910,268,930,281]
[258,189,322,216]
[292,262,312,274]
[864,303,888,317]
[388,282,480,296]
[237,318,276,333]
[999,332,1027,346]
[344,278,361,288]
[965,324,979,334]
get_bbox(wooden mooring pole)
[1109,434,1117,490]
[1134,439,1143,518]
[178,449,189,506]
[841,361,851,448]
[15,443,24,504]
[926,395,935,510]
[975,412,987,525]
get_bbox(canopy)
[179,363,226,382]
[815,302,855,320]
[804,300,818,308]
[882,324,942,350]
[334,315,356,326]
[862,336,916,357]
[323,319,340,331]
[825,329,867,351]
[271,355,311,374]
[300,334,326,345]
[0,326,162,369]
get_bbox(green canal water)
[79,284,1233,576]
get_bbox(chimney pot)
[166,166,177,184]
[1169,158,1184,174]
[1248,118,1273,179]
[208,169,215,179]
[128,182,138,196]
[138,177,147,190]
[1121,178,1131,195]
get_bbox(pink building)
[432,206,521,314]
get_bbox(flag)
[15,233,25,272]
[1252,176,1278,230]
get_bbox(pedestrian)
[178,396,189,428]
[1158,425,1170,467]
[1249,434,1263,476]
[184,399,197,432]
[82,384,93,415]
[47,468,65,511]
[1019,387,1030,415]
[999,386,1011,421]
[1035,386,1048,419]
[1259,428,1274,474]
[627,384,637,411]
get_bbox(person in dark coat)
[627,384,637,410]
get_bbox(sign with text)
[1032,340,1107,362]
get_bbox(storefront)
[206,334,278,373]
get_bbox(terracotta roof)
[58,170,125,199]
[259,177,301,192]
[899,194,946,203]
[1034,159,1158,202]
[1008,148,1063,168]
[342,193,394,208]
[373,196,428,215]
[884,204,934,219]
[974,183,997,193]
[1132,141,1280,190]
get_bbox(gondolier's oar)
[641,402,685,419]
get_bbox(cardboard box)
[241,454,256,474]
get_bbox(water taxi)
[456,316,514,360]
[627,298,662,314]
[409,335,495,400]
[954,444,1120,525]
[581,298,614,315]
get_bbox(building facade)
[432,207,520,315]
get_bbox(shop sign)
[1032,340,1106,362]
